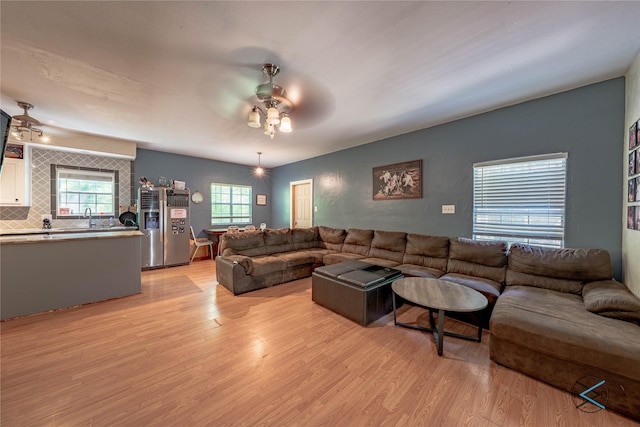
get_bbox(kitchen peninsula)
[0,229,142,320]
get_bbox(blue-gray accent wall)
[271,78,625,280]
[134,150,271,238]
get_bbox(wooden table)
[392,277,488,356]
[203,228,228,257]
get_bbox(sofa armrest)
[215,255,255,293]
[583,279,640,323]
[219,255,253,274]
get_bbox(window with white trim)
[473,153,567,248]
[56,167,116,217]
[211,183,252,225]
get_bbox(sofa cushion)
[250,255,286,276]
[367,230,406,263]
[406,234,449,258]
[276,251,318,268]
[507,244,613,294]
[264,228,295,254]
[402,234,449,272]
[396,264,444,278]
[446,238,507,284]
[323,252,366,265]
[449,237,507,267]
[297,249,336,264]
[318,226,346,251]
[359,257,400,268]
[491,285,640,382]
[583,280,640,323]
[221,232,267,257]
[264,227,291,245]
[292,227,319,250]
[342,228,374,256]
[439,273,502,306]
[509,244,612,281]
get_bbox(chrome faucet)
[84,207,96,228]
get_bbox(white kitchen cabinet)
[0,157,30,206]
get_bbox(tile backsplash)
[0,147,134,230]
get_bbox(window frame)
[210,183,252,225]
[472,153,567,249]
[52,165,118,219]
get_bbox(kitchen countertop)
[1,227,142,320]
[0,230,143,245]
[0,226,138,236]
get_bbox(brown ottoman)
[312,261,402,326]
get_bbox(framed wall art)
[256,194,267,206]
[5,143,23,159]
[373,159,422,200]
[629,117,640,232]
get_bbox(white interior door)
[290,179,313,228]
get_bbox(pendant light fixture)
[247,64,293,139]
[255,152,264,175]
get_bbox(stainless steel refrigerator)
[139,187,190,269]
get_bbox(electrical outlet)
[442,205,455,214]
[314,206,318,212]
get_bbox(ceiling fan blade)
[283,73,335,129]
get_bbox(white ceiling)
[1,1,639,168]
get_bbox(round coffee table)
[392,277,488,356]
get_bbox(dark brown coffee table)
[392,277,488,356]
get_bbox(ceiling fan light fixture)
[247,63,294,139]
[263,121,275,139]
[248,107,261,128]
[279,115,292,133]
[266,106,280,125]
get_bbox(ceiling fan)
[11,101,46,141]
[247,63,293,139]
[204,52,334,135]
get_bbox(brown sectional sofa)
[491,244,640,419]
[215,225,640,420]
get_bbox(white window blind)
[473,153,567,248]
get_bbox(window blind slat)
[473,154,567,249]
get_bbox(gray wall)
[271,78,625,280]
[135,149,271,238]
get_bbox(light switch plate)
[442,205,455,214]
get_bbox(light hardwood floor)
[1,260,636,426]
